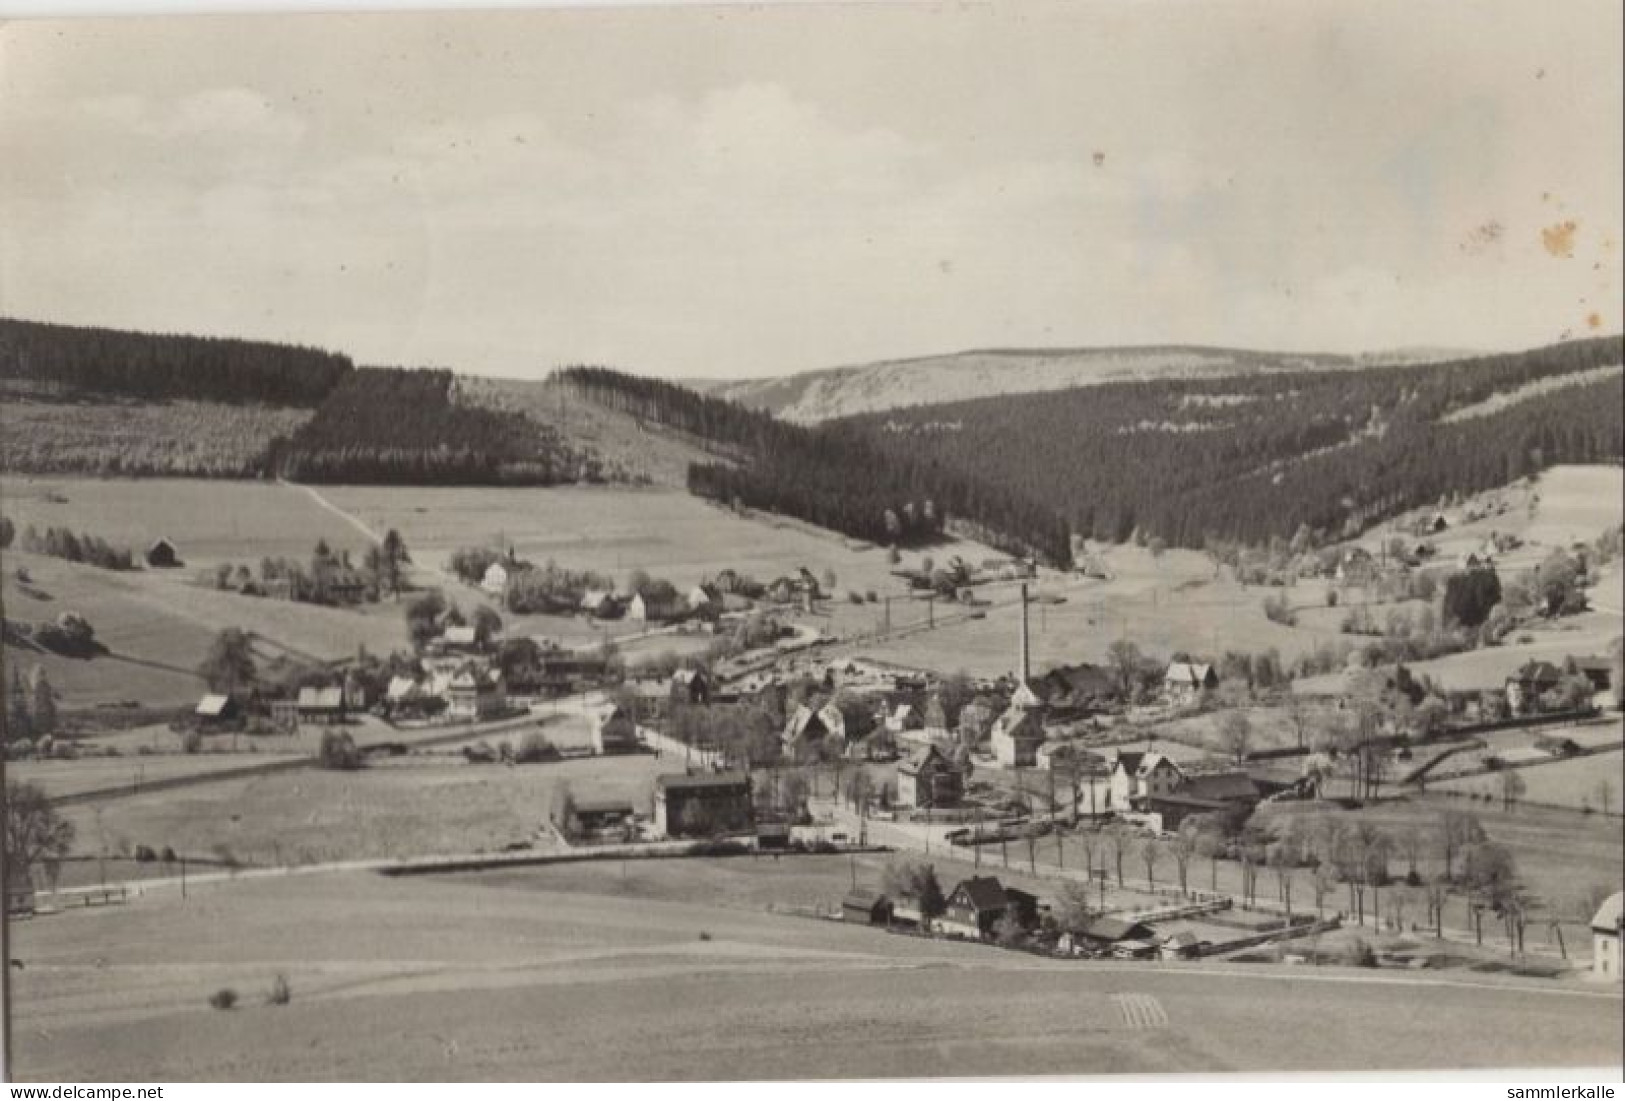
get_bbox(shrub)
[266,973,291,1006]
[133,844,158,863]
[513,731,557,764]
[317,729,365,771]
[180,727,203,754]
[1343,939,1378,968]
[698,930,712,942]
[462,741,497,764]
[208,988,239,1010]
[160,846,177,863]
[866,591,878,603]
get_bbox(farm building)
[446,667,505,722]
[653,771,754,837]
[567,799,637,838]
[145,537,181,569]
[1593,892,1623,982]
[670,667,711,705]
[1108,750,1185,810]
[193,693,241,730]
[1163,662,1218,702]
[296,686,346,724]
[939,876,1010,940]
[592,705,640,755]
[989,703,1044,768]
[1505,660,1564,715]
[842,889,893,925]
[1076,916,1157,951]
[481,562,510,596]
[783,702,846,760]
[438,625,480,653]
[885,703,923,734]
[897,744,964,809]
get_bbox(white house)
[1108,749,1185,810]
[989,700,1044,768]
[481,562,510,596]
[1593,891,1623,982]
[1163,662,1218,702]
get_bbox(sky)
[1,0,1621,380]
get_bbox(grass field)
[51,746,665,867]
[1,549,411,709]
[9,753,306,800]
[1433,749,1625,814]
[10,866,1620,1080]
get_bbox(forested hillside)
[847,336,1624,550]
[0,317,351,405]
[265,369,590,485]
[556,367,1073,563]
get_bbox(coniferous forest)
[265,368,587,485]
[843,336,1623,550]
[0,317,351,405]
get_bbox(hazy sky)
[2,1,1621,379]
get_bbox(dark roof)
[573,799,634,815]
[899,744,952,776]
[951,876,1009,913]
[1081,917,1154,942]
[1114,751,1145,774]
[1180,772,1262,802]
[1513,660,1564,684]
[843,889,890,910]
[656,771,750,793]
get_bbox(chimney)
[1018,583,1031,685]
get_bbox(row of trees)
[15,525,135,570]
[4,665,59,743]
[205,533,410,607]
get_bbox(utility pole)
[2,750,13,1082]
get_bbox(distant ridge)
[698,343,1472,423]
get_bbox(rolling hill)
[695,344,1469,424]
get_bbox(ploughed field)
[10,865,1621,1080]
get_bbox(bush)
[180,727,203,755]
[266,973,291,1006]
[160,846,177,863]
[133,844,157,863]
[847,591,864,605]
[698,930,712,941]
[317,729,365,771]
[1343,939,1378,968]
[208,988,239,1010]
[513,731,557,764]
[462,741,497,764]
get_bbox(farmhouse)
[438,625,480,653]
[1163,662,1218,702]
[593,705,641,755]
[939,876,1010,939]
[1109,750,1185,810]
[296,686,346,724]
[842,889,894,926]
[1593,892,1623,982]
[193,693,241,730]
[480,562,509,596]
[783,702,845,759]
[145,537,181,569]
[1505,660,1564,715]
[653,771,754,837]
[885,703,923,734]
[446,667,505,722]
[897,744,964,809]
[686,583,721,613]
[670,667,711,705]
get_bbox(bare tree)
[1170,823,1197,897]
[4,780,75,889]
[1104,823,1131,888]
[1139,834,1161,889]
[1499,769,1527,813]
[1217,709,1253,763]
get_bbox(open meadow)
[9,864,1620,1081]
[1432,749,1625,814]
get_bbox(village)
[7,470,1622,1003]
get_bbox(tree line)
[0,317,351,405]
[556,366,1073,563]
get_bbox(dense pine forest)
[844,336,1624,549]
[0,317,351,405]
[265,368,588,485]
[556,367,1074,562]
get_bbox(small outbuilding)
[1593,891,1623,982]
[145,538,181,569]
[842,888,894,925]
